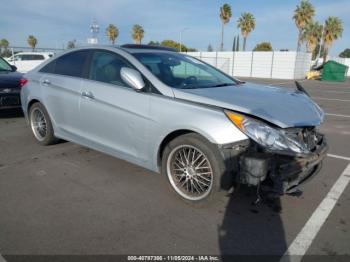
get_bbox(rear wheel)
[29,102,58,145]
[161,133,230,205]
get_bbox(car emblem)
[2,88,11,93]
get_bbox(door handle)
[41,79,51,85]
[81,91,95,99]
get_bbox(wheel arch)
[27,98,41,113]
[157,129,210,169]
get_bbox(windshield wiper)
[180,86,200,89]
[210,83,234,87]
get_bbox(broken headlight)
[225,111,309,154]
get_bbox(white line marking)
[280,163,350,262]
[0,255,6,262]
[326,113,350,118]
[328,154,350,161]
[313,97,350,102]
[318,90,350,94]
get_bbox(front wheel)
[161,133,230,205]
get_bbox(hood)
[173,82,324,128]
[0,71,23,89]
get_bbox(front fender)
[149,95,248,172]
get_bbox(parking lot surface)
[0,78,350,261]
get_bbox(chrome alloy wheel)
[167,145,214,201]
[30,107,47,141]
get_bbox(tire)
[161,133,231,205]
[29,102,59,145]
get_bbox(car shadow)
[0,108,24,118]
[218,185,289,262]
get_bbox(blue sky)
[1,0,349,55]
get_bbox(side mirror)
[11,65,17,72]
[120,67,145,91]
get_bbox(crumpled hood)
[173,82,324,128]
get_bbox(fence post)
[250,52,254,77]
[215,52,218,67]
[232,51,235,77]
[293,51,298,80]
[270,51,275,78]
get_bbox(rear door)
[79,50,151,163]
[39,50,90,138]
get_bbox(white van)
[6,52,54,73]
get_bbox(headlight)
[225,111,309,154]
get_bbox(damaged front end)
[222,111,329,197]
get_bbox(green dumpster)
[321,60,349,82]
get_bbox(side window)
[89,51,132,87]
[54,50,89,77]
[40,60,56,74]
[32,55,45,60]
[21,55,33,61]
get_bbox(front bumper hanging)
[235,134,329,196]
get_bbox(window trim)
[38,48,163,95]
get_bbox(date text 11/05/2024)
[127,255,220,261]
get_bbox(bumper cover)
[0,91,21,109]
[237,135,329,195]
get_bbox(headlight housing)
[225,110,309,154]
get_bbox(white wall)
[185,51,312,80]
[251,52,273,78]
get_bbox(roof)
[14,52,54,55]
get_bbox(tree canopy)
[253,42,273,51]
[147,40,196,52]
[339,48,350,58]
[106,24,119,45]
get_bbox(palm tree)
[27,35,37,51]
[237,12,256,51]
[0,39,9,50]
[67,40,76,49]
[106,24,119,45]
[301,21,322,53]
[293,0,315,51]
[219,3,232,51]
[0,39,9,55]
[132,24,145,44]
[322,16,343,63]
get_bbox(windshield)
[0,57,12,71]
[133,52,238,89]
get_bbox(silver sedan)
[20,45,328,204]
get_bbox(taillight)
[19,78,28,88]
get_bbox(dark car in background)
[0,57,24,110]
